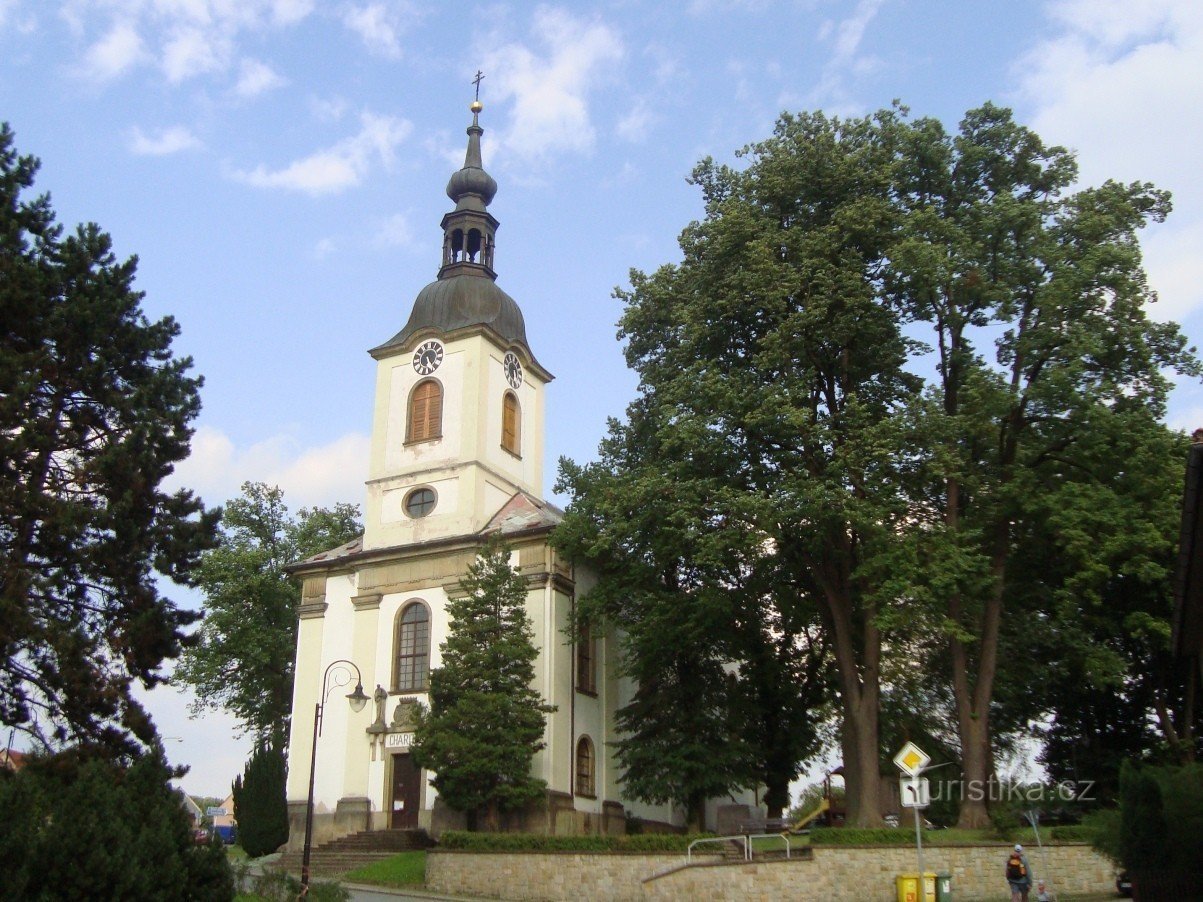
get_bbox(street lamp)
[300,659,369,897]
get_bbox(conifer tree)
[232,741,289,857]
[0,122,217,754]
[412,537,555,830]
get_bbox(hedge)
[436,831,714,852]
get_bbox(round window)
[404,487,436,518]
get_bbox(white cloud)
[162,25,229,81]
[82,20,147,80]
[484,7,624,163]
[374,212,414,248]
[314,236,337,259]
[616,99,654,143]
[129,124,201,155]
[1014,0,1203,321]
[64,0,314,85]
[342,1,418,59]
[810,0,887,108]
[234,57,286,96]
[0,0,38,34]
[170,425,370,512]
[310,94,350,122]
[230,111,412,195]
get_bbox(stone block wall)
[426,843,1118,901]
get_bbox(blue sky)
[4,0,1202,795]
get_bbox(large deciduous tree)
[174,482,361,747]
[411,537,554,831]
[0,123,217,754]
[557,102,1198,827]
[558,107,918,825]
[887,104,1198,825]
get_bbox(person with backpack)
[1005,843,1034,902]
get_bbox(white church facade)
[283,101,758,846]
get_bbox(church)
[283,100,758,847]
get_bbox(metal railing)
[685,832,793,864]
[687,834,750,863]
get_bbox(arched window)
[575,736,596,798]
[394,602,431,692]
[502,391,521,456]
[407,379,442,443]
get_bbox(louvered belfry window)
[502,391,520,455]
[408,379,442,443]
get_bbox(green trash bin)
[895,872,936,902]
[935,871,952,902]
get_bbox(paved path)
[344,884,481,902]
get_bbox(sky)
[3,0,1203,797]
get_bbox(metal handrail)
[686,834,750,863]
[744,832,791,859]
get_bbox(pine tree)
[0,122,218,753]
[412,537,555,830]
[232,741,289,857]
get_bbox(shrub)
[233,742,289,858]
[0,748,234,900]
[435,831,712,852]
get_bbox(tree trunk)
[764,775,789,821]
[840,685,883,826]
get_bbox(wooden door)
[390,754,421,829]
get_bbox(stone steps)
[274,829,432,877]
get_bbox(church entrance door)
[390,753,421,829]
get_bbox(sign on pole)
[205,807,227,817]
[893,741,930,777]
[899,776,930,808]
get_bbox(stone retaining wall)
[426,843,1117,901]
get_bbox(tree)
[174,482,361,747]
[411,536,555,830]
[0,123,217,754]
[232,741,289,857]
[557,107,920,825]
[0,746,234,900]
[886,104,1199,825]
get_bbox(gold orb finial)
[470,100,483,114]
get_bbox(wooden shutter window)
[408,380,442,443]
[502,391,521,455]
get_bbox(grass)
[342,850,427,886]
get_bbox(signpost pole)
[911,784,926,898]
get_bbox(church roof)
[369,100,547,376]
[370,274,530,357]
[484,490,564,536]
[288,492,562,572]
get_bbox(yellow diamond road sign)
[893,741,930,776]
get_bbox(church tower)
[282,99,735,856]
[362,100,553,551]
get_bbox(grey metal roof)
[371,273,530,357]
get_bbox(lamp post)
[300,659,369,897]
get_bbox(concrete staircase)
[274,828,433,878]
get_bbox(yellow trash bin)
[895,872,937,902]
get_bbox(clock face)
[503,352,523,390]
[413,340,444,376]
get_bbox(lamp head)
[347,682,369,713]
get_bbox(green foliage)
[436,830,712,852]
[0,747,234,899]
[411,537,555,828]
[1102,762,1203,874]
[1118,761,1169,871]
[232,741,288,858]
[0,122,218,754]
[808,827,924,845]
[175,482,361,745]
[342,850,426,886]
